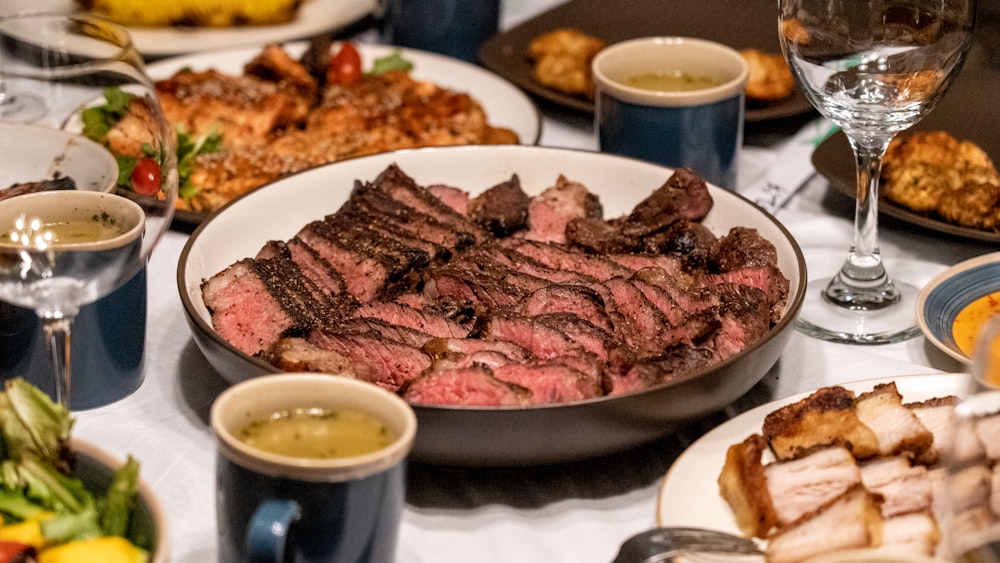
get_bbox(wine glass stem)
[824,134,899,311]
[41,315,74,408]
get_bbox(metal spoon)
[612,527,764,563]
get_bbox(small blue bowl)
[916,251,1000,363]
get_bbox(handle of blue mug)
[245,499,302,563]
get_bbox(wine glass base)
[794,277,922,345]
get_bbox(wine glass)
[779,0,977,344]
[0,12,177,408]
[941,315,1000,560]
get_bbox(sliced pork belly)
[975,411,1000,460]
[879,511,939,558]
[765,486,883,563]
[762,386,880,461]
[858,455,932,518]
[854,382,933,459]
[765,446,861,527]
[907,396,958,465]
[718,434,778,538]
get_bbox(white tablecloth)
[68,1,997,561]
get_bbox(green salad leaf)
[0,379,145,548]
[367,50,414,76]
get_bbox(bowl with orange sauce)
[917,251,1000,364]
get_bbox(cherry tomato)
[130,157,162,196]
[0,541,35,562]
[328,42,362,85]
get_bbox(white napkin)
[741,118,840,214]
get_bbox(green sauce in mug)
[626,71,720,92]
[239,407,397,459]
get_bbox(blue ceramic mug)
[380,0,500,62]
[593,37,749,190]
[0,265,146,410]
[211,373,417,563]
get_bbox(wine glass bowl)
[779,0,977,344]
[0,12,177,408]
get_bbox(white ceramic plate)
[177,144,807,465]
[6,0,376,58]
[655,373,966,536]
[916,252,1000,364]
[0,123,117,193]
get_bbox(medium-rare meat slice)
[423,267,528,309]
[718,434,779,538]
[258,239,352,306]
[336,318,434,349]
[521,175,603,244]
[266,337,375,382]
[499,238,632,281]
[371,164,486,243]
[201,258,335,356]
[609,345,715,395]
[492,360,605,404]
[468,175,530,237]
[907,396,958,465]
[642,219,717,267]
[343,179,475,251]
[564,216,637,255]
[295,218,424,303]
[708,227,790,322]
[305,329,432,392]
[400,365,531,407]
[765,446,862,528]
[764,486,883,563]
[854,382,934,459]
[476,312,591,361]
[519,284,615,333]
[858,455,932,518]
[763,386,881,461]
[531,313,616,362]
[619,167,713,238]
[422,337,534,363]
[354,301,470,339]
[705,284,772,361]
[334,205,451,263]
[602,277,709,356]
[426,183,469,215]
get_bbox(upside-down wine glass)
[779,0,977,344]
[0,12,177,408]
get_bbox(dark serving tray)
[480,0,815,122]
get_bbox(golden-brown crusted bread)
[77,0,303,27]
[881,130,1000,229]
[528,28,606,99]
[740,49,796,104]
[762,386,881,461]
[718,434,779,538]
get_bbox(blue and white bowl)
[916,251,1000,363]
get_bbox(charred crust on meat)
[718,434,779,538]
[762,386,881,461]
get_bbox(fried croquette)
[528,28,606,99]
[740,49,796,104]
[881,131,1000,230]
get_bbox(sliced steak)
[709,227,790,321]
[354,301,470,338]
[305,329,432,392]
[266,337,375,382]
[533,312,616,362]
[336,318,434,349]
[493,360,605,404]
[427,183,469,215]
[400,365,532,407]
[468,174,530,237]
[521,175,603,244]
[371,164,486,243]
[422,267,529,309]
[422,337,535,363]
[500,238,632,281]
[620,167,713,238]
[519,284,615,333]
[565,216,638,255]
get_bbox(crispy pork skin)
[765,446,862,527]
[855,383,934,458]
[718,434,778,538]
[765,486,883,563]
[763,386,880,461]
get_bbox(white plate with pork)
[656,373,967,560]
[177,144,806,466]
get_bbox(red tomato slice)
[130,157,162,196]
[0,541,36,562]
[328,42,362,85]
